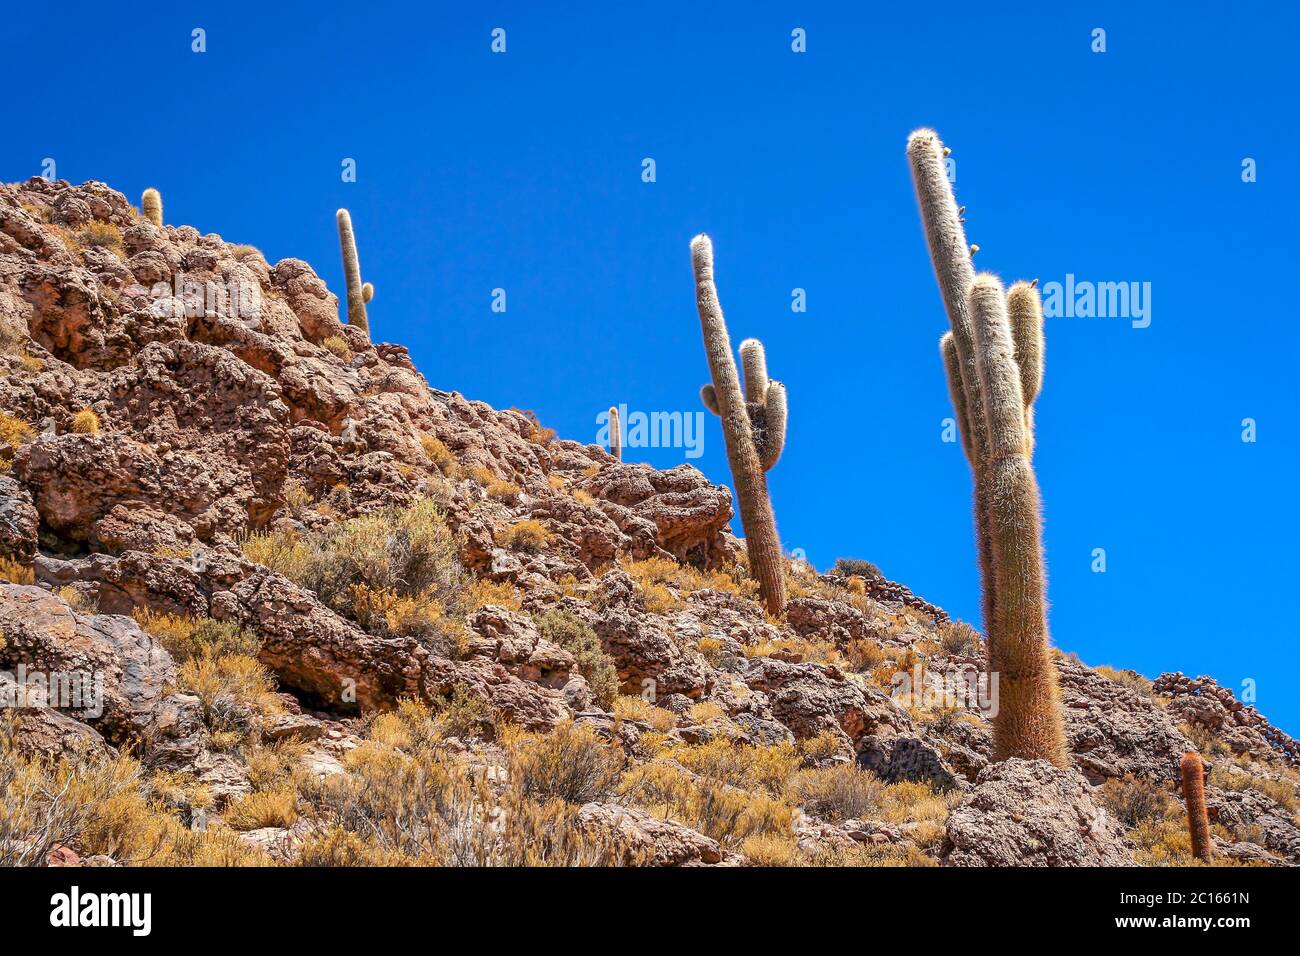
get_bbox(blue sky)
[3,1,1297,732]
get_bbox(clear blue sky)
[3,1,1297,733]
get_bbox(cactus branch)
[759,380,787,471]
[700,384,720,416]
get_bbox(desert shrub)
[686,701,725,724]
[75,221,124,256]
[486,479,521,504]
[228,243,265,263]
[507,722,623,804]
[498,519,549,553]
[744,637,843,666]
[620,758,793,848]
[1099,774,1171,828]
[675,739,800,796]
[321,335,350,359]
[833,557,884,582]
[420,434,456,474]
[621,557,759,614]
[0,412,35,470]
[458,578,521,614]
[0,557,35,585]
[791,764,885,822]
[845,639,887,672]
[244,500,463,642]
[937,619,982,656]
[132,610,259,662]
[517,410,556,445]
[70,408,100,434]
[533,609,620,708]
[612,695,676,732]
[433,684,491,738]
[224,789,299,831]
[176,654,280,749]
[1094,665,1155,699]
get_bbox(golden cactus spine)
[691,234,787,616]
[968,274,1067,766]
[141,188,163,228]
[608,406,622,461]
[1180,751,1214,862]
[336,209,369,334]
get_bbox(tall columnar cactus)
[1180,751,1214,862]
[336,209,370,334]
[968,274,1067,766]
[691,234,787,616]
[608,405,622,461]
[912,128,1066,766]
[141,188,163,228]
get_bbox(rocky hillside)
[1,177,1296,867]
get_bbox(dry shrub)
[132,610,259,663]
[622,557,758,614]
[533,609,620,708]
[507,722,623,804]
[322,335,350,359]
[620,759,793,848]
[420,434,456,475]
[937,619,982,656]
[1099,774,1172,828]
[497,519,549,553]
[486,479,521,504]
[71,408,100,434]
[0,556,35,585]
[224,789,299,831]
[458,578,521,614]
[675,739,800,795]
[791,764,885,821]
[612,695,676,732]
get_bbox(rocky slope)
[1,177,1297,867]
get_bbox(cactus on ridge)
[1180,751,1214,862]
[141,188,163,228]
[691,234,787,616]
[336,209,370,334]
[608,405,622,461]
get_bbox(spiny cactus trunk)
[336,209,369,334]
[969,275,1067,767]
[691,234,786,617]
[908,129,997,657]
[608,406,622,461]
[141,188,163,228]
[1180,751,1214,862]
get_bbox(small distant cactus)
[1180,751,1214,862]
[71,408,100,434]
[911,129,1066,767]
[141,188,163,227]
[335,209,370,334]
[690,234,787,616]
[608,406,622,461]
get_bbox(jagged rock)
[858,734,964,792]
[1057,656,1197,784]
[577,802,728,866]
[0,476,39,558]
[465,605,576,689]
[422,655,570,732]
[943,758,1133,866]
[1206,784,1300,863]
[741,655,911,748]
[1155,671,1299,765]
[0,583,174,744]
[0,672,112,760]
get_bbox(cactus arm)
[739,338,770,404]
[1180,751,1214,862]
[700,384,721,416]
[608,405,622,461]
[141,188,163,228]
[362,282,374,304]
[336,209,370,334]
[1007,280,1044,455]
[692,234,787,616]
[940,332,974,466]
[969,274,1067,767]
[758,380,787,471]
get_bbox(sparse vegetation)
[71,408,100,434]
[498,519,550,553]
[533,609,620,708]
